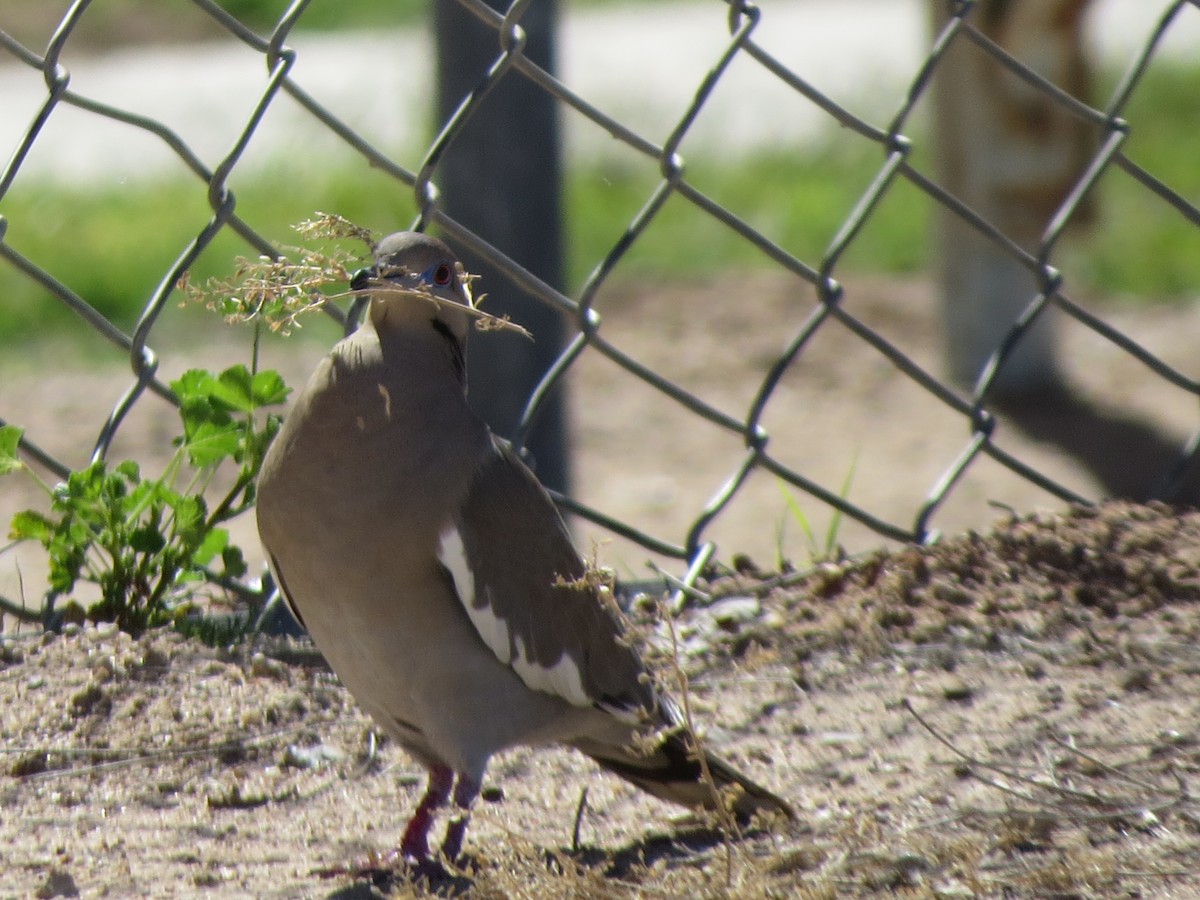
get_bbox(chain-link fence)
[2,0,1199,610]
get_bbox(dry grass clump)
[180,213,527,338]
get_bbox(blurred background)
[2,0,1199,616]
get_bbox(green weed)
[775,452,858,569]
[1,363,288,634]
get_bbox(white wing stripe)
[511,629,590,707]
[438,527,590,707]
[440,527,512,665]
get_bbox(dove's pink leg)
[399,764,454,861]
[439,773,480,862]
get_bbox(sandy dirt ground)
[4,501,1200,898]
[4,274,1200,897]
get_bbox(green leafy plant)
[1,215,381,636]
[1,364,289,635]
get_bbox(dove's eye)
[431,263,453,286]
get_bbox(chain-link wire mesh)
[2,0,1199,607]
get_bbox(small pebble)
[817,731,863,746]
[93,621,119,640]
[250,652,287,681]
[709,595,761,626]
[281,743,345,770]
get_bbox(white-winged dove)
[256,232,792,865]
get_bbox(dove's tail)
[574,729,794,824]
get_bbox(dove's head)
[352,231,475,346]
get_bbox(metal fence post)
[432,0,571,494]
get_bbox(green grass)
[0,162,419,348]
[1066,62,1200,298]
[568,143,929,289]
[1,59,1197,348]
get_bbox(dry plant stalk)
[353,280,530,340]
[180,212,529,339]
[904,698,1189,824]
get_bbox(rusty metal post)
[930,0,1094,396]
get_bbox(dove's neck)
[370,308,468,391]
